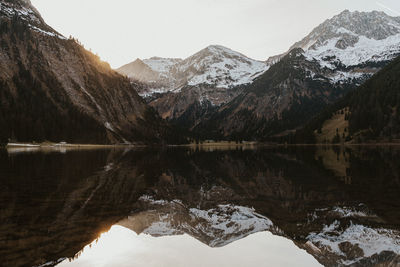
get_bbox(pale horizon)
[30,0,400,68]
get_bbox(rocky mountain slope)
[0,0,180,144]
[197,10,400,140]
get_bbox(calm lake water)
[1,146,399,266]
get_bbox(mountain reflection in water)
[0,146,399,266]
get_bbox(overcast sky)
[30,0,400,68]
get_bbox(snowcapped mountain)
[269,10,400,84]
[292,10,400,52]
[178,45,268,89]
[195,10,400,140]
[118,194,400,266]
[118,10,400,139]
[118,195,276,248]
[303,10,400,72]
[117,45,269,97]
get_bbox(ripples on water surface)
[0,146,399,266]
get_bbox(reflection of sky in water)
[58,225,321,267]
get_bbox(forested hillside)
[0,0,184,145]
[295,55,400,143]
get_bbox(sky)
[58,226,320,267]
[30,0,400,68]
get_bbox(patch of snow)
[307,221,400,265]
[0,2,40,23]
[138,86,182,98]
[104,122,115,132]
[142,215,182,236]
[329,71,368,84]
[138,195,169,205]
[0,2,66,40]
[331,206,376,218]
[189,204,273,236]
[30,25,66,40]
[104,163,114,172]
[308,205,378,223]
[35,258,67,267]
[305,34,400,69]
[335,27,356,35]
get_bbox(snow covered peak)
[186,44,258,66]
[291,10,400,52]
[178,45,269,88]
[264,10,400,85]
[204,44,247,57]
[117,45,269,95]
[286,10,400,70]
[328,9,400,40]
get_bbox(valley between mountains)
[1,0,400,145]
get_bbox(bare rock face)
[0,0,179,144]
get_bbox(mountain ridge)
[0,0,182,144]
[117,44,269,98]
[269,9,400,71]
[138,9,400,140]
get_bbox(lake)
[1,145,399,266]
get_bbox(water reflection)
[58,226,320,267]
[0,146,399,266]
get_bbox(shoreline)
[2,141,400,150]
[5,142,134,149]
